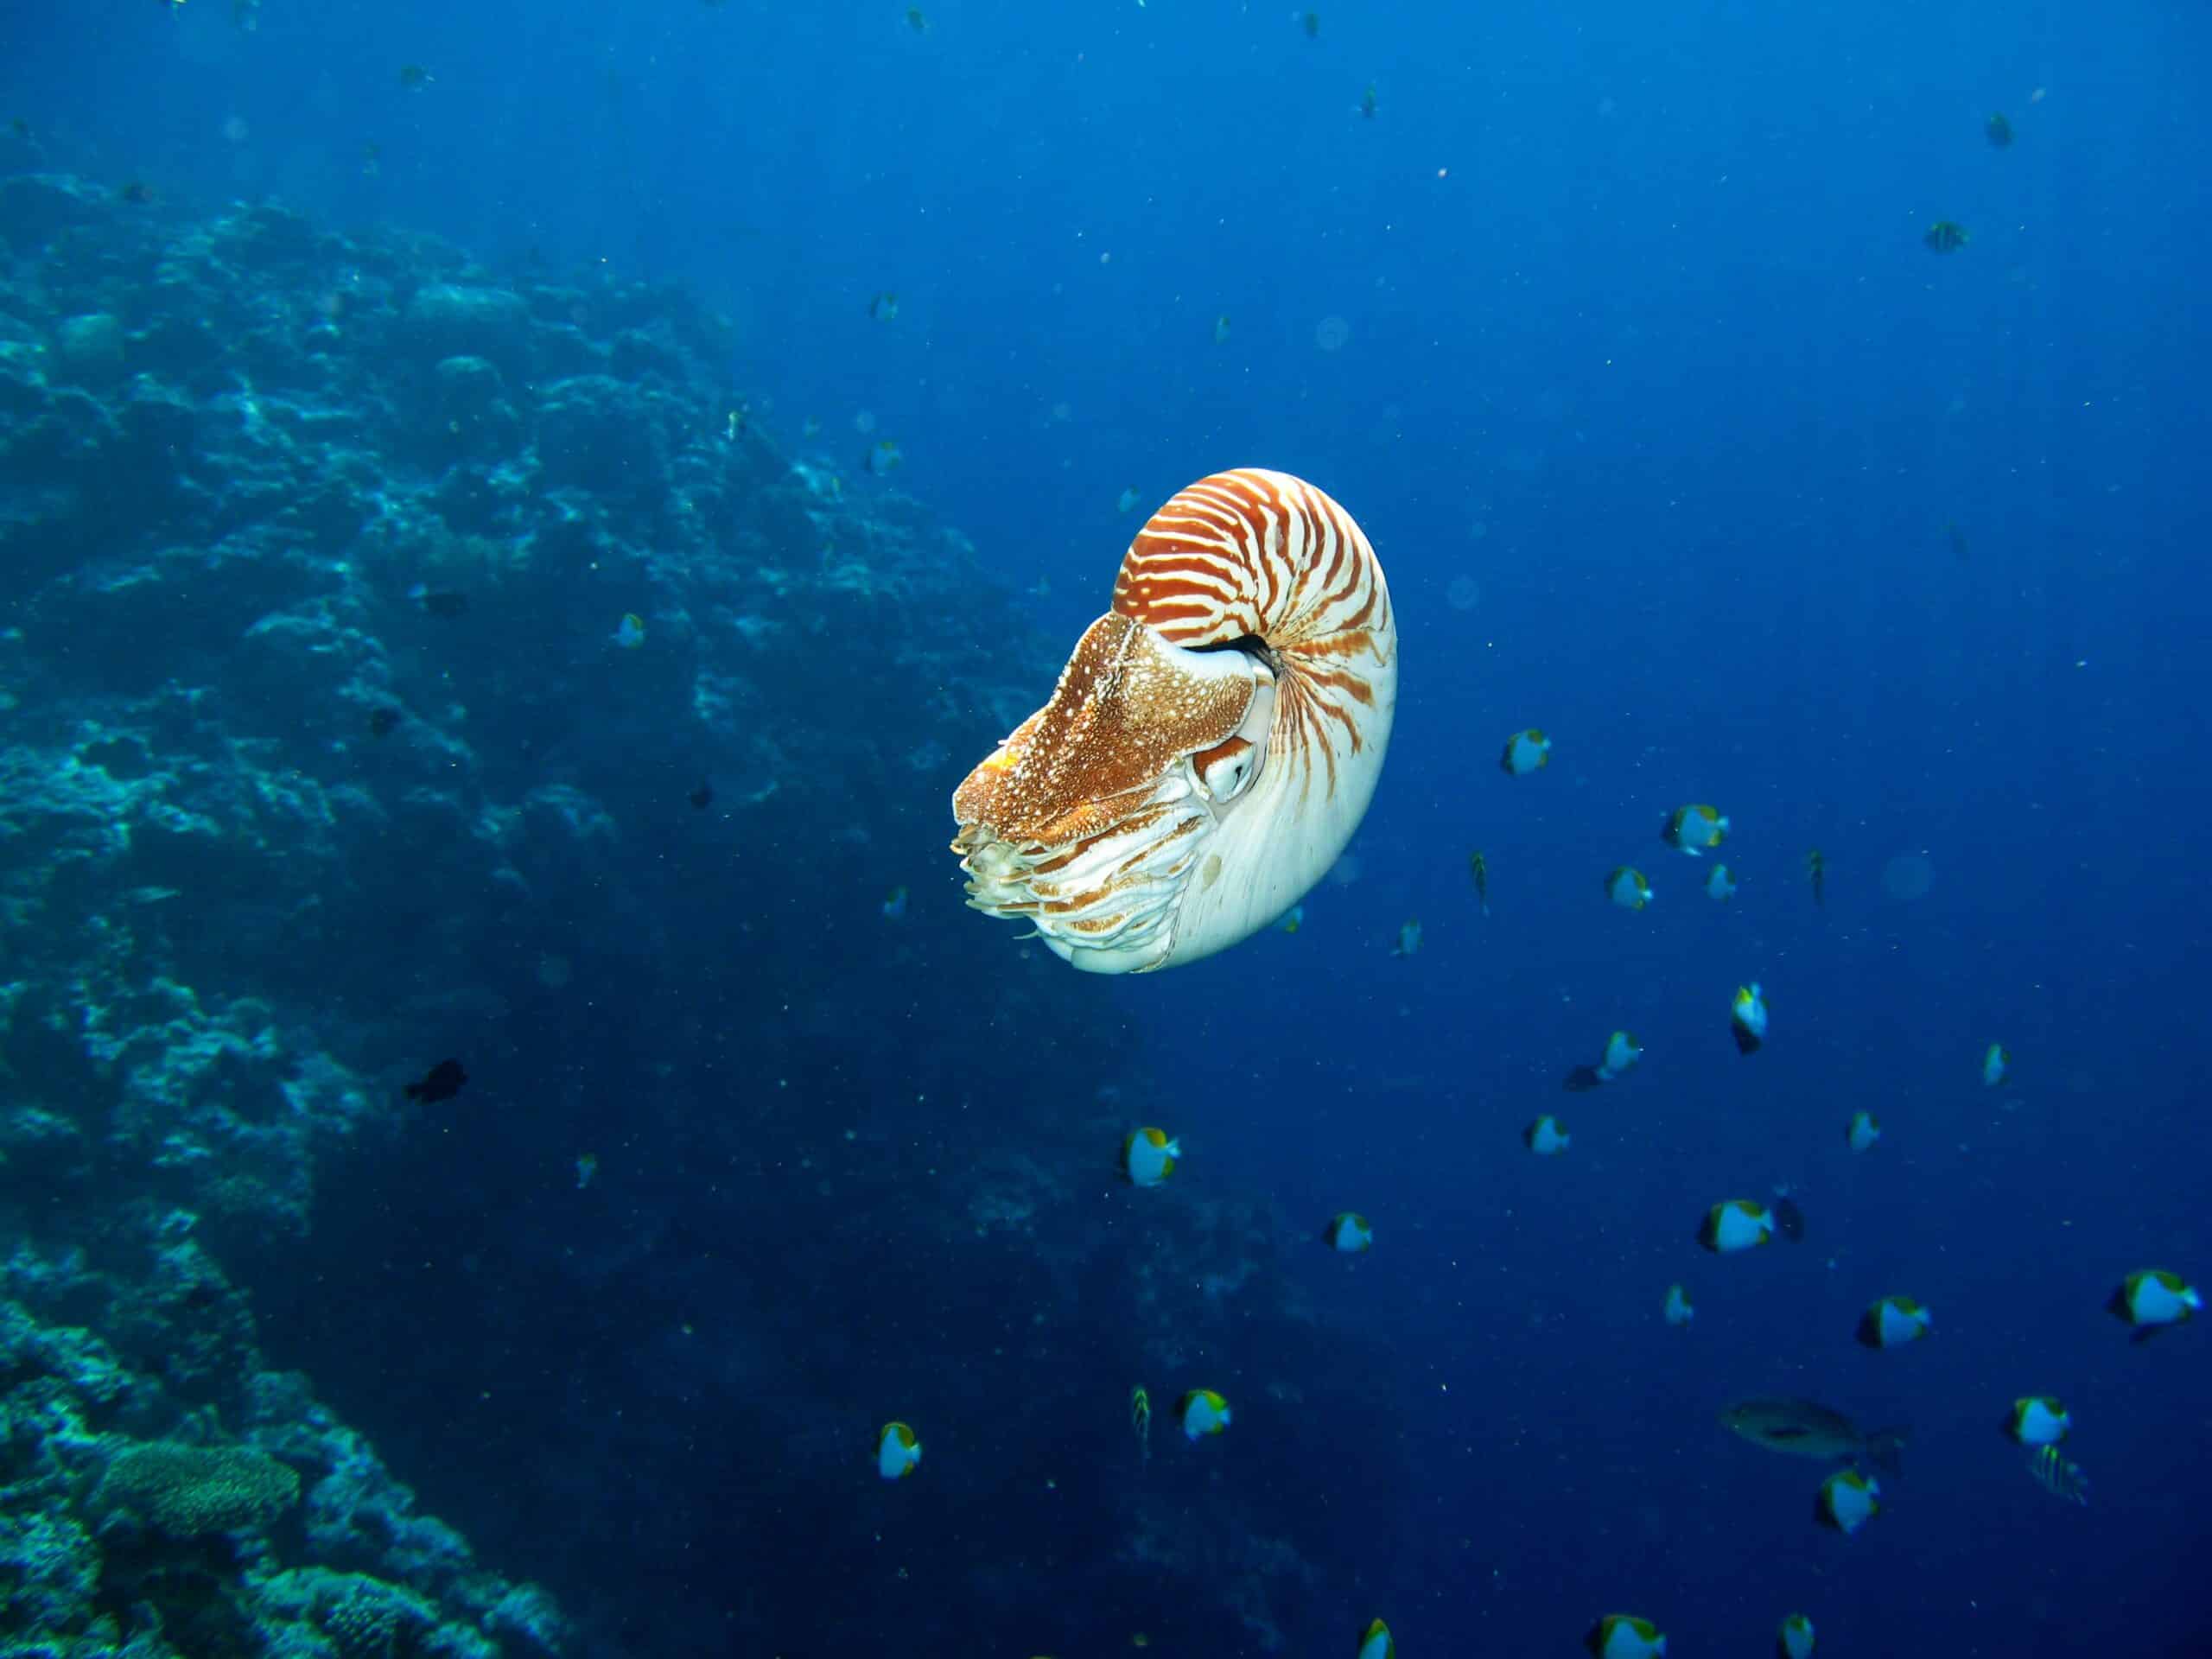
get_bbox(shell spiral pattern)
[950,468,1396,973]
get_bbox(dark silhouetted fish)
[404,1058,468,1103]
[1721,1398,1905,1478]
[408,583,468,617]
[689,781,714,810]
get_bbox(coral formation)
[96,1441,302,1537]
[0,155,1386,1654]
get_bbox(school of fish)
[893,472,2196,1659]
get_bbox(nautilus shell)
[950,468,1396,973]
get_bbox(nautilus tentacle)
[950,468,1396,973]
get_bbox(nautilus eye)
[1194,737,1257,803]
[950,467,1397,974]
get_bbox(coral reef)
[0,161,1396,1655]
[0,1235,563,1657]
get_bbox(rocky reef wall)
[0,156,1401,1657]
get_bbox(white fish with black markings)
[1814,1467,1879,1534]
[1522,1115,1571,1155]
[875,1421,922,1480]
[1120,1128,1180,1187]
[1855,1294,1932,1349]
[2002,1395,2070,1446]
[2107,1268,2200,1340]
[1731,982,1768,1053]
[1697,1198,1774,1254]
[1662,803,1728,855]
[1605,867,1653,911]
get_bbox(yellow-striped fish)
[1130,1385,1151,1461]
[2025,1443,2088,1506]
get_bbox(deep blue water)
[10,2,2212,1655]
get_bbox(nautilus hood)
[950,468,1396,973]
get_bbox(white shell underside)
[964,688,1386,973]
[952,469,1397,974]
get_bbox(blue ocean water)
[6,2,2210,1656]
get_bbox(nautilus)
[950,468,1397,973]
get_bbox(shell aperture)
[950,468,1396,973]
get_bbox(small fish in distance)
[1771,1190,1807,1242]
[1607,866,1654,911]
[1719,1397,1906,1476]
[404,1058,467,1103]
[407,583,468,617]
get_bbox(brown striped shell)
[950,468,1396,973]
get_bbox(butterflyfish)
[875,1421,921,1480]
[1697,1199,1774,1254]
[1324,1212,1374,1253]
[1584,1614,1667,1658]
[1814,1467,1879,1534]
[2107,1268,2200,1339]
[1731,982,1768,1053]
[1564,1030,1643,1092]
[1605,867,1653,911]
[1120,1128,1179,1187]
[2003,1396,2069,1447]
[1662,803,1728,855]
[1179,1388,1230,1440]
[1855,1295,1932,1349]
[1500,728,1552,776]
[1522,1115,1571,1155]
